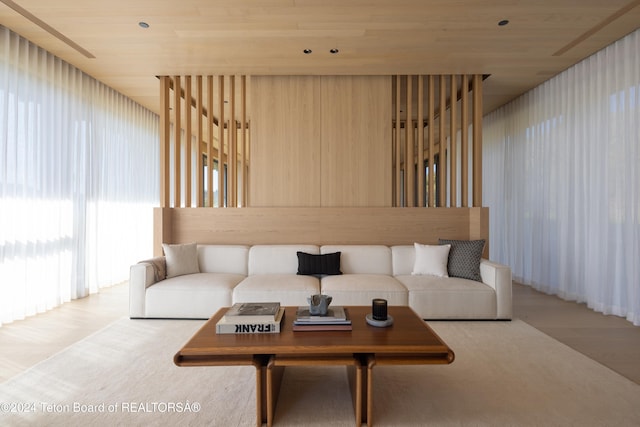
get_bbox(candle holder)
[372,298,388,321]
[366,298,394,327]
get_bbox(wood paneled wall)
[249,76,322,206]
[392,74,484,208]
[154,206,489,257]
[249,76,392,207]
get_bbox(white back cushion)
[321,245,392,275]
[249,245,320,275]
[391,245,415,276]
[197,245,249,275]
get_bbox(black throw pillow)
[297,251,342,276]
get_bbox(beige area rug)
[1,318,640,427]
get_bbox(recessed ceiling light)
[498,19,509,26]
[139,21,150,29]
[330,48,339,54]
[303,49,312,54]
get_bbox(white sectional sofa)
[129,243,512,320]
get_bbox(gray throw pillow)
[438,239,485,282]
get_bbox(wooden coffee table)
[174,305,454,426]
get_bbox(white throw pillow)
[412,243,451,277]
[162,243,200,278]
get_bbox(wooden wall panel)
[320,76,392,207]
[249,76,322,206]
[155,207,488,257]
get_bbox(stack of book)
[293,306,352,331]
[216,302,284,334]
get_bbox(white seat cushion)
[233,274,320,306]
[320,274,408,306]
[396,275,496,319]
[145,273,245,319]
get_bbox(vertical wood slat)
[240,75,247,207]
[417,76,424,207]
[394,76,402,206]
[207,76,214,207]
[427,76,435,208]
[196,76,203,207]
[217,76,225,207]
[229,75,237,208]
[438,75,447,208]
[159,76,171,208]
[461,74,469,207]
[449,75,457,207]
[472,74,483,207]
[184,76,192,207]
[174,76,182,207]
[406,76,414,207]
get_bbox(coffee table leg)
[366,355,376,427]
[346,362,364,426]
[266,356,285,427]
[253,358,265,427]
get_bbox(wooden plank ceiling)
[1,0,639,115]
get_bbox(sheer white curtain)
[0,27,159,326]
[484,29,640,325]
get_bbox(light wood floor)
[0,281,639,384]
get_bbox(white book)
[216,307,284,334]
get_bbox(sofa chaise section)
[129,244,249,319]
[391,245,512,320]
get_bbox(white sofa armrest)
[480,259,513,319]
[129,256,165,318]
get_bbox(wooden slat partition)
[158,75,481,210]
[154,207,489,258]
[158,75,249,209]
[392,74,483,208]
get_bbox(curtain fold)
[0,26,159,326]
[484,29,640,325]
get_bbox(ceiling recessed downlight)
[330,48,339,54]
[303,48,312,54]
[139,21,150,29]
[498,19,509,26]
